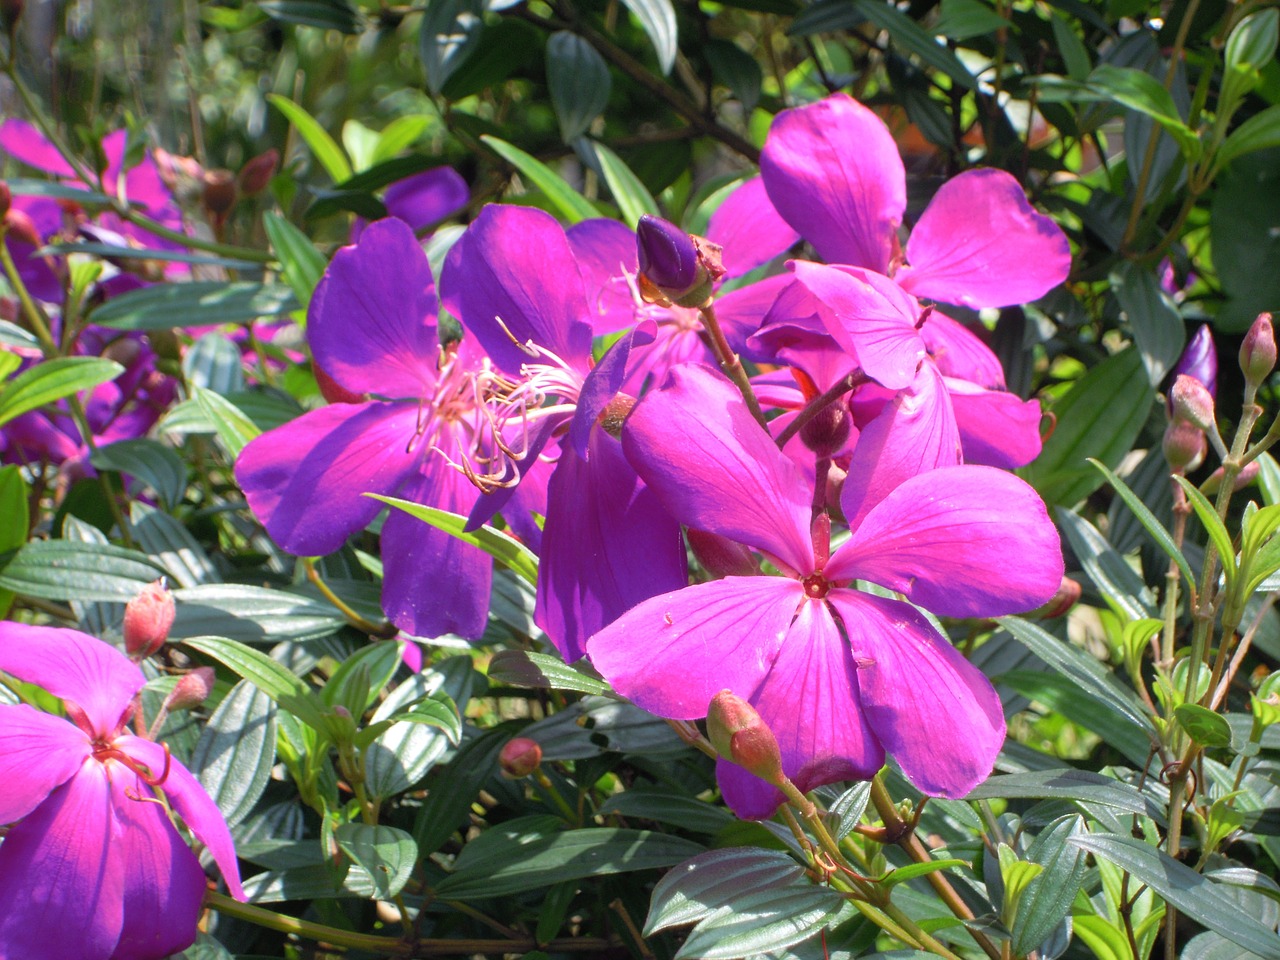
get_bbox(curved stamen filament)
[93,741,172,787]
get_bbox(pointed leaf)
[0,357,123,427]
[266,94,352,182]
[90,438,189,511]
[190,679,277,828]
[584,140,658,228]
[547,32,612,143]
[0,539,167,601]
[488,649,609,695]
[1090,458,1195,587]
[181,635,328,733]
[334,823,417,899]
[479,135,599,224]
[192,386,260,459]
[263,213,328,312]
[1174,476,1237,580]
[90,281,299,330]
[619,0,677,74]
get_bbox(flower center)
[802,573,830,599]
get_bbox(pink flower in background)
[0,624,244,959]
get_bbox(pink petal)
[826,466,1064,618]
[714,274,795,358]
[308,218,442,399]
[586,576,804,720]
[717,598,884,819]
[791,261,925,391]
[841,364,962,530]
[118,736,246,901]
[760,94,905,273]
[898,169,1072,309]
[0,764,124,959]
[707,176,802,277]
[829,590,1005,798]
[0,119,78,177]
[0,624,143,737]
[567,218,641,335]
[0,704,89,824]
[623,363,814,573]
[920,311,1007,389]
[948,378,1044,468]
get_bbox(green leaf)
[480,135,599,224]
[1057,508,1156,620]
[6,177,119,206]
[263,213,328,312]
[367,495,538,584]
[596,793,736,835]
[618,0,677,74]
[357,690,463,748]
[676,897,852,959]
[37,241,259,270]
[334,823,417,900]
[435,821,704,898]
[1219,105,1280,168]
[183,333,245,396]
[418,0,486,95]
[1174,704,1234,748]
[1013,815,1089,956]
[1072,834,1280,958]
[1086,65,1201,160]
[1090,458,1195,588]
[171,584,347,643]
[90,281,299,330]
[370,116,431,167]
[582,141,658,227]
[190,679,277,828]
[191,386,261,459]
[0,466,30,618]
[1111,261,1184,385]
[1173,476,1237,580]
[882,859,969,889]
[705,40,762,114]
[258,0,359,32]
[546,32,612,143]
[364,668,467,798]
[647,848,808,932]
[90,439,189,511]
[488,649,609,695]
[1050,12,1092,80]
[0,539,167,602]
[933,0,1010,41]
[1022,346,1155,506]
[1222,10,1279,110]
[412,728,508,856]
[266,94,352,182]
[181,635,328,732]
[321,640,405,716]
[0,357,123,427]
[1210,150,1280,332]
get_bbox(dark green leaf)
[676,897,852,959]
[334,823,417,899]
[419,0,486,95]
[596,793,736,834]
[0,539,166,602]
[413,728,508,855]
[1218,106,1280,167]
[191,386,261,459]
[488,649,609,695]
[0,357,123,427]
[1085,65,1200,160]
[263,213,328,311]
[1210,150,1280,332]
[581,140,658,227]
[190,679,277,828]
[1173,476,1237,579]
[647,848,807,932]
[0,466,30,618]
[1111,261,1184,385]
[547,32,612,143]
[90,439,189,511]
[1174,704,1234,748]
[90,282,299,330]
[1013,815,1088,955]
[6,177,118,206]
[181,635,328,732]
[1000,669,1157,765]
[172,584,346,643]
[36,242,259,270]
[705,40,762,114]
[257,0,359,32]
[882,859,969,888]
[322,640,405,715]
[1090,457,1195,587]
[183,333,245,396]
[1057,508,1156,619]
[934,0,1011,40]
[480,135,599,224]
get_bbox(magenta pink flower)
[0,624,244,959]
[587,364,1063,818]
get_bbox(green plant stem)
[697,302,768,429]
[304,559,397,637]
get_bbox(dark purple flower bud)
[1,0,22,33]
[123,579,176,659]
[637,215,699,292]
[799,398,852,458]
[1170,324,1218,402]
[499,737,543,778]
[706,689,784,786]
[1170,374,1216,432]
[1240,312,1276,389]
[687,528,760,578]
[1162,420,1207,473]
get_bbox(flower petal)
[118,736,246,901]
[567,218,641,335]
[0,119,78,177]
[586,576,803,720]
[717,598,884,819]
[760,94,905,273]
[948,378,1044,468]
[898,169,1071,309]
[308,218,442,399]
[715,274,795,359]
[828,591,1004,798]
[536,430,687,662]
[920,312,1007,389]
[791,261,925,391]
[826,466,1064,617]
[441,205,593,375]
[384,167,469,230]
[0,764,123,960]
[0,704,89,824]
[707,176,802,277]
[568,319,655,459]
[235,401,422,557]
[623,363,814,573]
[0,624,143,736]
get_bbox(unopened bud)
[688,528,759,578]
[3,208,41,248]
[1241,313,1276,389]
[1253,671,1280,728]
[499,737,543,778]
[201,169,237,219]
[799,398,852,458]
[238,149,279,196]
[1162,419,1207,473]
[1168,325,1217,408]
[123,579,176,659]
[314,363,364,405]
[635,215,725,309]
[1034,576,1082,619]
[165,666,215,712]
[1170,374,1216,432]
[0,182,9,219]
[706,690,784,785]
[1201,459,1261,495]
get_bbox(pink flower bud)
[688,528,759,578]
[166,666,215,711]
[3,208,41,249]
[238,149,279,196]
[1033,576,1082,619]
[1169,374,1216,432]
[1162,419,1207,473]
[1201,459,1261,495]
[499,737,543,778]
[123,579,176,659]
[635,215,725,309]
[1240,313,1276,389]
[799,398,852,458]
[706,690,784,786]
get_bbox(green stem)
[304,559,397,637]
[205,891,410,954]
[698,302,768,429]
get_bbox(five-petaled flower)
[0,624,245,960]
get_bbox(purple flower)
[0,623,244,959]
[587,364,1063,817]
[235,218,500,638]
[1171,324,1218,399]
[350,166,469,241]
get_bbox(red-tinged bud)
[596,394,636,439]
[1170,374,1216,432]
[1201,459,1261,495]
[1034,576,1082,619]
[688,528,759,578]
[3,208,41,248]
[238,149,279,196]
[1241,313,1276,389]
[1162,419,1207,473]
[123,579,176,659]
[635,215,725,309]
[165,666,215,712]
[499,737,543,778]
[101,336,142,370]
[314,363,365,404]
[799,398,852,458]
[201,169,237,220]
[0,182,9,219]
[706,689,784,786]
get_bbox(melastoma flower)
[587,364,1063,818]
[0,623,245,959]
